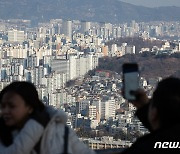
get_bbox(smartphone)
[122,63,139,101]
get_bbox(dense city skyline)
[0,0,180,150]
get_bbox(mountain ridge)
[0,0,180,24]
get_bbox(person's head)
[148,77,180,131]
[0,81,45,128]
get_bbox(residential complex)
[0,18,179,149]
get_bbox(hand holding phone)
[122,63,139,101]
[129,89,149,109]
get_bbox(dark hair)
[0,81,45,111]
[152,77,180,128]
[0,81,46,146]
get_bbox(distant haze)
[119,0,180,7]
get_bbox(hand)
[130,89,149,109]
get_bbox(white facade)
[110,44,117,57]
[51,59,69,81]
[62,20,72,39]
[81,21,91,34]
[8,30,25,42]
[69,55,77,80]
[31,66,44,85]
[101,99,115,120]
[125,45,136,54]
[88,105,97,119]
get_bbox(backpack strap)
[64,125,69,154]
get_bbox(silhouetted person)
[121,77,180,154]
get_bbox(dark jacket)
[121,104,180,154]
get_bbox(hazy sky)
[119,0,180,7]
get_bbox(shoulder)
[17,119,44,143]
[0,119,44,154]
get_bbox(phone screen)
[123,64,139,101]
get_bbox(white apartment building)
[101,98,115,120]
[81,21,91,34]
[125,45,136,54]
[8,30,25,42]
[62,20,72,39]
[88,105,97,119]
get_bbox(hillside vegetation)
[97,53,180,79]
